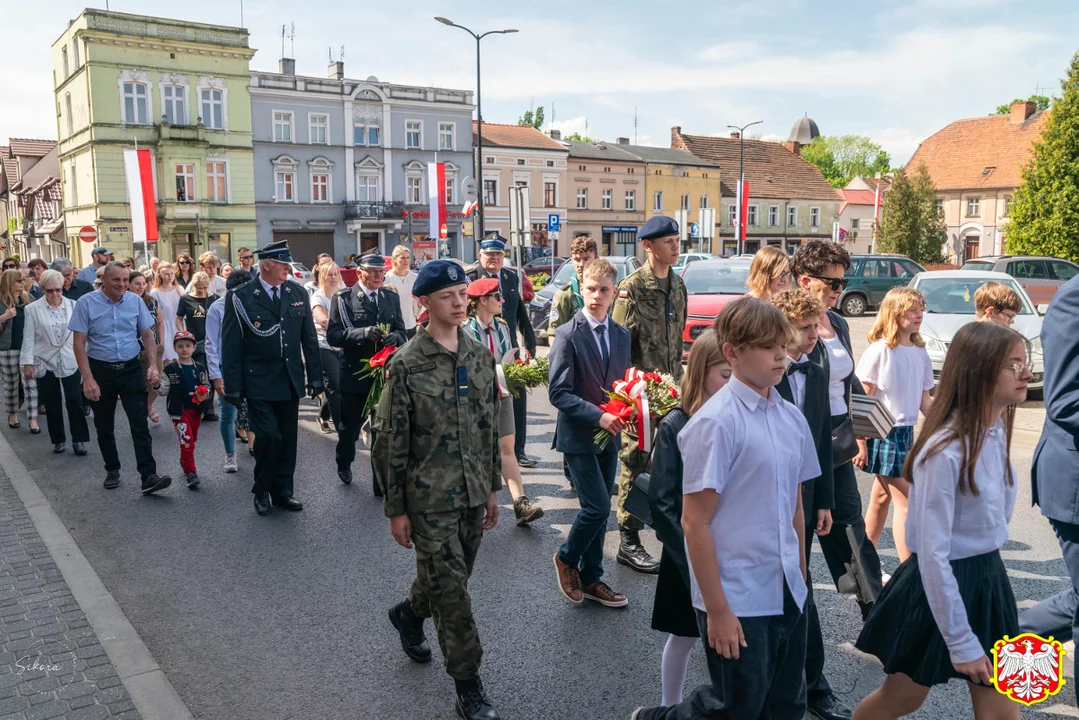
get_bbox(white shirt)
[583,312,610,358]
[856,341,935,426]
[206,274,227,298]
[821,333,854,416]
[385,269,419,330]
[358,282,378,307]
[679,376,820,617]
[785,353,810,411]
[906,422,1016,664]
[259,276,283,298]
[309,289,332,350]
[204,297,226,380]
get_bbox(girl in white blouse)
[853,321,1031,720]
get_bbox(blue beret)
[479,235,507,253]
[413,260,467,297]
[639,215,679,241]
[254,240,293,262]
[359,255,385,269]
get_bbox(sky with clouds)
[2,0,1076,164]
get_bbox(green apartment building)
[53,9,256,268]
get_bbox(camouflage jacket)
[611,261,687,380]
[547,278,581,334]
[373,325,503,518]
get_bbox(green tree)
[563,131,594,142]
[1005,54,1079,262]
[877,163,946,265]
[518,106,545,129]
[994,94,1052,115]
[799,135,891,188]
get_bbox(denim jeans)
[558,448,620,587]
[218,396,237,454]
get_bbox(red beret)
[466,277,501,298]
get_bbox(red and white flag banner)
[738,180,750,243]
[123,148,158,242]
[428,162,447,239]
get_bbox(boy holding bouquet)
[549,259,632,608]
[157,331,211,489]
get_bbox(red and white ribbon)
[636,391,652,452]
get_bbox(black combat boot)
[616,526,660,574]
[454,677,500,720]
[388,601,431,663]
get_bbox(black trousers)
[87,357,156,480]
[512,392,527,458]
[193,352,215,417]
[319,348,342,430]
[38,370,89,446]
[804,521,832,704]
[247,394,299,501]
[336,383,372,471]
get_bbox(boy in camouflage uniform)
[374,260,503,720]
[610,216,687,574]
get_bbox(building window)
[68,160,78,207]
[680,193,690,211]
[311,172,329,203]
[545,182,557,209]
[406,176,424,204]
[309,114,328,144]
[967,197,980,216]
[406,120,422,150]
[357,174,380,202]
[273,112,293,142]
[700,194,710,209]
[768,205,779,227]
[445,175,456,205]
[625,190,636,211]
[175,163,195,202]
[438,122,454,151]
[546,160,555,167]
[121,82,149,125]
[727,204,737,226]
[275,171,295,202]
[810,207,820,228]
[851,218,860,229]
[604,167,611,173]
[485,156,495,164]
[602,189,612,210]
[516,158,526,166]
[61,47,69,80]
[163,85,186,125]
[354,118,380,146]
[483,179,497,206]
[653,191,663,211]
[748,205,758,226]
[787,205,798,227]
[206,160,227,203]
[72,41,79,69]
[935,198,944,217]
[578,165,586,171]
[627,167,635,174]
[576,188,587,209]
[200,88,224,130]
[64,94,73,137]
[1004,195,1013,217]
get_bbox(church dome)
[789,116,820,145]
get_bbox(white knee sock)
[661,634,697,706]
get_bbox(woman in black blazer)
[648,330,730,706]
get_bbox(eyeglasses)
[999,311,1017,325]
[485,291,503,301]
[44,288,63,295]
[178,260,191,265]
[1006,361,1034,379]
[238,255,252,261]
[809,276,849,292]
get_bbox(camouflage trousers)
[407,505,486,680]
[617,438,651,531]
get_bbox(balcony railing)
[344,201,404,220]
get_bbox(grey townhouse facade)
[250,59,475,268]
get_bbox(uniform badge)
[992,633,1066,705]
[618,289,629,298]
[449,267,459,281]
[253,321,261,329]
[291,300,304,307]
[549,308,559,322]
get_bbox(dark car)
[839,254,925,316]
[960,255,1079,307]
[521,256,567,278]
[528,255,643,344]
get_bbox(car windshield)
[546,258,633,289]
[960,261,994,271]
[682,262,751,295]
[915,277,1035,315]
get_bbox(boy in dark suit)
[773,289,851,720]
[549,259,632,609]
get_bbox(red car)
[680,258,752,358]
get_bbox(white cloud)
[862,127,929,166]
[549,116,589,138]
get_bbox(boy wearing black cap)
[157,331,211,489]
[374,259,503,720]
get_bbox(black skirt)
[855,550,1017,688]
[651,548,700,638]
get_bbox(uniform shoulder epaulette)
[382,284,399,294]
[496,316,508,325]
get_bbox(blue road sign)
[689,221,701,238]
[547,214,561,232]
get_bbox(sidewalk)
[0,466,140,719]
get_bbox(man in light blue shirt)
[70,261,171,495]
[77,247,113,285]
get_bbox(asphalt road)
[2,359,1072,720]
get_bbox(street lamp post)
[727,120,762,256]
[435,17,517,248]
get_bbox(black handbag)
[832,390,858,468]
[625,472,653,527]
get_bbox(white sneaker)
[223,452,238,473]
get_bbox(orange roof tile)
[840,189,879,206]
[905,111,1048,190]
[473,122,566,152]
[8,138,56,158]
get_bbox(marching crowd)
[0,212,1071,719]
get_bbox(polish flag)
[428,162,447,239]
[462,199,479,217]
[123,148,158,242]
[738,180,750,244]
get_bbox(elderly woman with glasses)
[20,270,89,454]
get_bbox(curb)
[0,432,195,720]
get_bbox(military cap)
[466,277,501,298]
[413,260,467,296]
[253,240,292,262]
[479,235,507,253]
[173,330,197,346]
[639,215,679,241]
[359,254,386,270]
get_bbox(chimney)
[1010,100,1036,123]
[786,140,802,155]
[615,137,629,145]
[548,129,561,140]
[328,60,344,80]
[730,131,740,139]
[279,58,296,75]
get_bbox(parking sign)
[547,214,561,232]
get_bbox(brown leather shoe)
[581,581,628,608]
[553,553,583,605]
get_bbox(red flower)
[669,387,679,398]
[515,358,527,365]
[369,345,398,368]
[644,372,662,383]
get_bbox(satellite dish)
[366,75,378,82]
